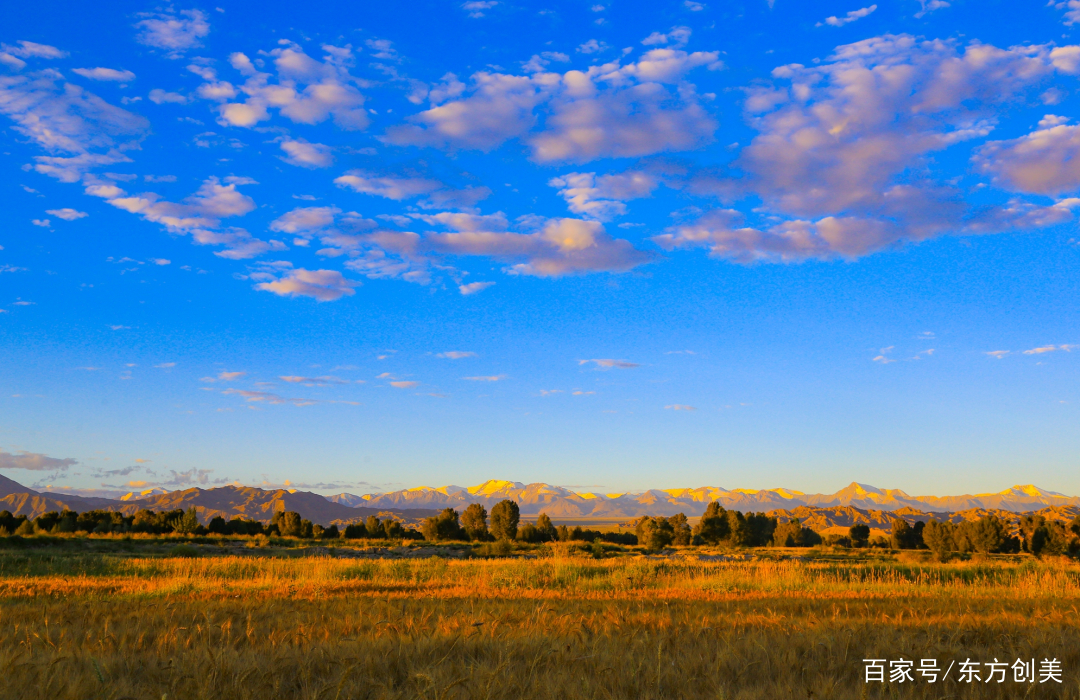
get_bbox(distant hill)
[3,473,1079,526]
[334,479,1080,517]
[0,475,437,525]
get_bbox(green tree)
[170,508,200,534]
[668,513,692,546]
[343,523,366,539]
[365,515,383,539]
[382,519,404,539]
[490,500,520,541]
[461,503,489,541]
[922,520,955,558]
[275,511,303,537]
[517,523,541,543]
[421,508,463,541]
[207,516,228,534]
[848,524,870,548]
[535,513,557,542]
[970,515,1005,553]
[890,519,913,549]
[635,516,674,551]
[693,502,730,545]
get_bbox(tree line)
[4,503,1078,554]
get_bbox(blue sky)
[2,0,1079,498]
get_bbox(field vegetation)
[2,502,1079,698]
[0,536,1078,699]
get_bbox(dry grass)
[1,548,1078,699]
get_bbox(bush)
[170,544,201,558]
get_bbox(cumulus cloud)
[269,206,340,237]
[45,208,87,220]
[87,176,285,259]
[462,1,498,18]
[657,35,1080,263]
[72,68,136,82]
[148,89,188,104]
[279,375,349,385]
[1022,344,1075,354]
[386,45,720,163]
[818,5,877,27]
[975,120,1080,194]
[253,266,359,301]
[459,281,495,295]
[579,358,640,369]
[134,9,210,57]
[279,138,333,168]
[385,72,544,150]
[0,448,76,471]
[0,70,149,182]
[549,171,657,220]
[427,216,656,277]
[334,170,490,209]
[196,45,370,131]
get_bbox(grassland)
[0,538,1078,699]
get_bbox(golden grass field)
[1,541,1078,699]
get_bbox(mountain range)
[2,474,1079,526]
[329,480,1080,517]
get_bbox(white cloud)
[579,358,640,369]
[151,258,170,265]
[437,351,476,359]
[334,170,489,208]
[549,171,657,220]
[203,46,370,130]
[390,380,419,388]
[578,40,609,54]
[654,35,1080,263]
[463,375,506,381]
[384,72,545,150]
[134,9,210,57]
[0,448,76,471]
[334,171,442,199]
[269,206,340,235]
[72,68,136,82]
[1,41,67,60]
[386,48,719,163]
[1056,0,1080,25]
[1023,344,1075,354]
[818,5,877,27]
[45,208,87,220]
[428,216,656,277]
[88,176,285,259]
[31,218,51,227]
[0,71,148,181]
[915,0,949,18]
[976,122,1080,194]
[664,404,697,410]
[148,89,188,104]
[462,1,498,18]
[641,27,692,49]
[459,281,495,295]
[279,139,333,168]
[253,267,359,301]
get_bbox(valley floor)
[0,540,1078,699]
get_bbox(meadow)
[0,539,1078,699]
